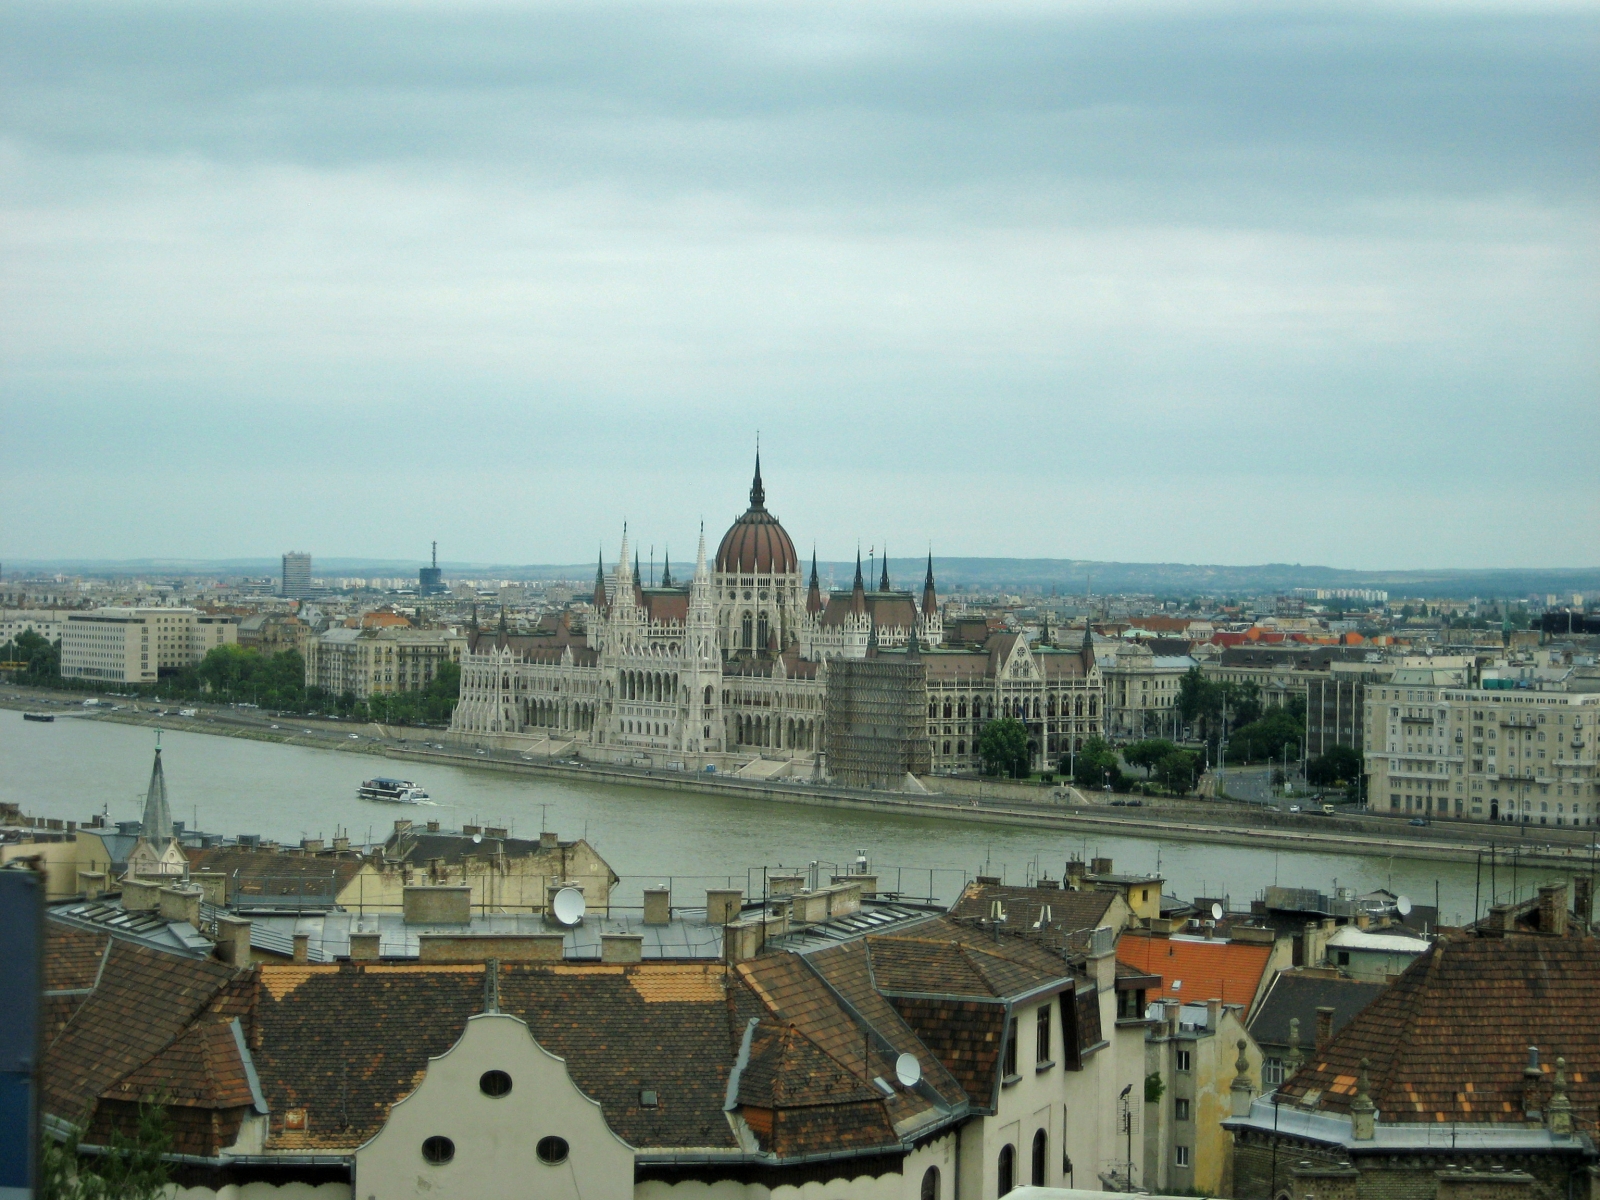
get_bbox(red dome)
[716,453,800,575]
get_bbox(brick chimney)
[1315,1006,1335,1050]
[349,930,380,961]
[643,888,671,926]
[1574,876,1593,932]
[540,831,559,851]
[1537,883,1568,937]
[292,932,310,963]
[216,915,252,965]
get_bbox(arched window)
[958,699,967,718]
[957,740,965,755]
[920,1166,941,1200]
[943,700,952,718]
[757,612,770,649]
[704,684,714,706]
[998,1144,1015,1196]
[1032,1129,1047,1186]
[741,612,753,649]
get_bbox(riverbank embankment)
[5,692,1595,874]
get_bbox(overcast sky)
[2,0,1595,571]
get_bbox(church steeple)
[142,744,172,843]
[850,547,866,615]
[593,549,607,610]
[879,545,891,592]
[922,549,938,616]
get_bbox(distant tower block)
[419,541,444,596]
[280,551,312,600]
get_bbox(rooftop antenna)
[431,541,437,570]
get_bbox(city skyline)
[3,1,1595,568]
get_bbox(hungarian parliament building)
[451,458,1103,781]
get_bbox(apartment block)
[0,609,72,648]
[59,608,238,684]
[1364,671,1600,826]
[303,626,466,699]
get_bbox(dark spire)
[142,745,172,843]
[806,547,823,615]
[593,549,607,609]
[660,547,673,589]
[879,545,890,592]
[852,547,864,590]
[850,546,866,616]
[470,602,479,632]
[750,443,765,510]
[922,549,938,617]
[1081,618,1094,656]
[633,550,642,587]
[498,605,508,638]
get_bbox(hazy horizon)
[3,1,1595,569]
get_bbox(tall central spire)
[749,441,765,510]
[879,544,891,592]
[142,745,172,843]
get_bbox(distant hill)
[7,556,1596,601]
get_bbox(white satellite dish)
[552,886,587,926]
[894,1052,922,1088]
[1211,902,1224,921]
[1396,895,1413,917]
[472,833,483,844]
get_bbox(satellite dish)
[1211,902,1224,921]
[1396,895,1413,917]
[472,833,483,844]
[552,886,586,926]
[894,1052,922,1088]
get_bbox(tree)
[1155,749,1201,795]
[41,1104,172,1200]
[1307,743,1362,787]
[978,718,1031,778]
[1123,739,1178,779]
[1226,705,1305,764]
[1066,736,1123,791]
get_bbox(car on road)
[1409,818,1427,826]
[349,733,360,739]
[1288,804,1301,813]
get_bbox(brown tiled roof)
[863,595,919,630]
[1276,936,1600,1125]
[717,506,799,575]
[864,915,1069,1000]
[45,923,110,992]
[104,1019,256,1110]
[41,940,241,1125]
[187,847,367,898]
[948,883,1118,953]
[920,651,993,682]
[250,961,740,1152]
[642,590,690,624]
[888,997,1005,1109]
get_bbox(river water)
[3,715,1584,924]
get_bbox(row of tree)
[0,633,461,727]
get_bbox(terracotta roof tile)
[1277,936,1600,1125]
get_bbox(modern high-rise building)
[281,552,312,599]
[418,541,444,596]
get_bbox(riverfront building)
[1364,671,1600,825]
[450,458,1103,778]
[59,607,238,683]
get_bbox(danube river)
[3,714,1582,923]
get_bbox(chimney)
[1091,856,1114,877]
[1065,860,1086,889]
[403,884,472,925]
[1355,911,1371,930]
[1487,904,1513,935]
[1315,1006,1335,1050]
[301,837,324,853]
[1206,997,1221,1030]
[1523,1046,1544,1121]
[121,878,160,912]
[705,889,743,925]
[192,871,228,908]
[393,819,412,835]
[292,932,310,963]
[462,824,482,836]
[216,915,252,965]
[426,820,441,834]
[601,933,644,964]
[157,885,202,928]
[333,835,350,852]
[540,831,559,851]
[1537,883,1568,937]
[485,826,507,839]
[349,930,381,961]
[643,888,671,926]
[78,871,106,901]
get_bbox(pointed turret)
[921,550,937,616]
[879,545,890,592]
[592,549,608,610]
[142,746,173,843]
[850,547,866,616]
[806,548,824,615]
[660,547,673,589]
[498,605,508,642]
[749,445,765,510]
[693,522,709,582]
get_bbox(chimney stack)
[349,930,381,961]
[216,915,252,965]
[540,831,559,851]
[1315,1005,1335,1050]
[292,932,310,963]
[643,888,671,926]
[1537,883,1568,937]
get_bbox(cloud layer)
[2,0,1595,569]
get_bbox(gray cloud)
[1,0,1595,569]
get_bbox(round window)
[535,1135,570,1165]
[421,1135,455,1165]
[743,590,752,601]
[479,1070,512,1098]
